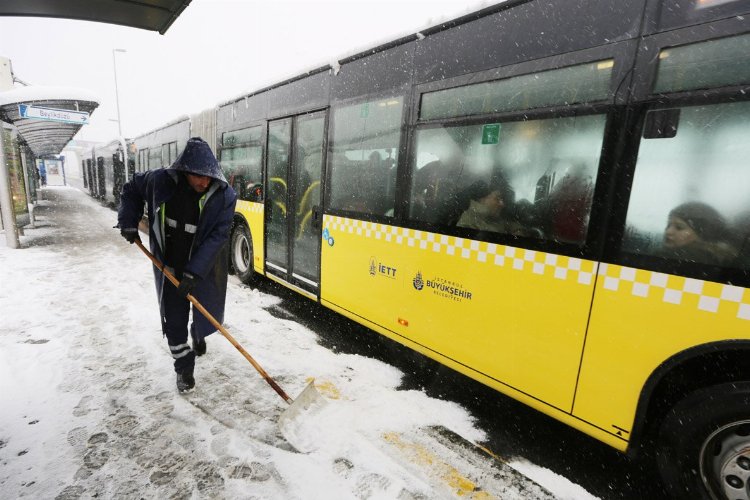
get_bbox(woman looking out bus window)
[658,202,737,266]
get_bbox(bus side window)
[219,126,263,203]
[161,144,170,167]
[148,148,161,170]
[409,114,606,244]
[623,101,750,270]
[329,97,404,217]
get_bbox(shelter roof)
[0,87,99,157]
[0,0,192,34]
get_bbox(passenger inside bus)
[456,175,527,236]
[329,150,394,215]
[245,182,263,202]
[411,157,464,224]
[534,162,595,244]
[657,202,737,266]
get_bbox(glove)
[120,228,140,244]
[177,272,197,299]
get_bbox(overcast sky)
[0,0,497,143]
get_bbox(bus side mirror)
[643,109,680,139]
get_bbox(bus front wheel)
[231,224,255,284]
[657,382,750,499]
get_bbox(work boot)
[191,327,206,357]
[176,368,195,393]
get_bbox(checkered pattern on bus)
[599,263,749,320]
[323,215,750,321]
[324,216,596,281]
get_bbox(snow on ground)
[0,187,597,499]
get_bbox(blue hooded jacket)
[118,137,238,338]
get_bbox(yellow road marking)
[383,432,494,499]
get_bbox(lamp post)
[112,48,127,137]
[112,48,130,180]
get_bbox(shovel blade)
[278,380,327,453]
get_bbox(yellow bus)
[217,1,750,497]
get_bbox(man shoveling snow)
[117,137,237,393]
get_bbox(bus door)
[265,110,327,293]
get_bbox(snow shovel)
[134,239,326,451]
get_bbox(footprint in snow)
[355,472,392,499]
[192,460,225,492]
[83,447,109,469]
[72,396,92,417]
[87,432,108,446]
[123,361,146,372]
[66,427,88,451]
[105,414,139,437]
[143,392,174,417]
[54,485,84,500]
[228,461,273,482]
[147,451,189,486]
[149,469,175,486]
[106,378,131,391]
[210,434,230,455]
[333,457,355,478]
[113,480,142,498]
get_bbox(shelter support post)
[0,124,20,248]
[60,155,66,186]
[19,144,34,228]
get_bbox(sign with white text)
[18,104,89,124]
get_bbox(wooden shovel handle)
[134,239,293,403]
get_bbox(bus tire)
[656,382,750,499]
[231,224,255,285]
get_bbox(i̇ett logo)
[368,257,397,279]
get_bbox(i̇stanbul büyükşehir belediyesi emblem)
[413,271,424,290]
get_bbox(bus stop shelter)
[0,87,100,248]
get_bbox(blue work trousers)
[161,279,196,374]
